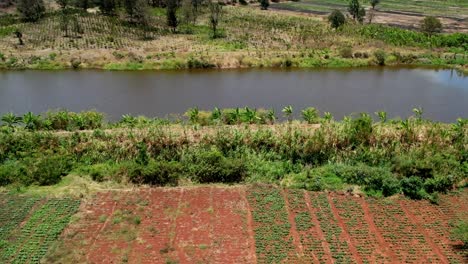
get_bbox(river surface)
[0,67,467,122]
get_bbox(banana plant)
[187,107,200,124]
[375,111,387,123]
[211,107,222,123]
[23,112,41,130]
[282,105,293,123]
[412,107,424,121]
[1,112,22,128]
[266,109,276,124]
[301,107,319,124]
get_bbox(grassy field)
[0,6,467,71]
[273,0,468,18]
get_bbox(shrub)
[401,176,426,199]
[339,46,353,58]
[347,113,373,146]
[328,10,345,29]
[374,49,386,65]
[126,160,181,186]
[260,0,269,10]
[186,148,246,183]
[424,175,455,193]
[382,177,401,197]
[421,16,442,36]
[17,0,45,22]
[301,107,320,124]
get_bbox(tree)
[98,0,117,16]
[14,30,24,45]
[260,0,269,10]
[166,0,179,33]
[74,0,90,11]
[421,16,442,36]
[328,9,345,29]
[1,112,22,128]
[124,0,137,19]
[208,0,222,38]
[370,0,379,10]
[56,0,68,9]
[17,0,45,22]
[134,0,152,39]
[348,0,365,23]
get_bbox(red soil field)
[50,186,467,264]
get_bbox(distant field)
[274,0,468,18]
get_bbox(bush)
[339,46,353,58]
[126,160,181,186]
[374,49,386,65]
[424,175,455,193]
[347,113,373,146]
[186,148,246,183]
[401,176,427,199]
[328,10,345,29]
[421,16,442,36]
[17,0,45,22]
[382,177,401,196]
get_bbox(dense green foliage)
[328,9,345,29]
[421,16,442,36]
[17,0,45,22]
[0,108,466,201]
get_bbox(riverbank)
[1,109,466,202]
[1,6,467,72]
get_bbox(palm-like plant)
[301,107,319,124]
[323,112,333,122]
[243,107,259,124]
[211,107,222,123]
[23,112,41,130]
[266,109,276,124]
[188,107,200,124]
[1,112,22,128]
[413,107,424,121]
[375,111,387,123]
[282,105,293,122]
[121,114,137,128]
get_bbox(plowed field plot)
[1,186,466,263]
[45,187,255,264]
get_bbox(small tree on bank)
[17,0,45,22]
[328,9,345,29]
[260,0,269,10]
[98,0,117,16]
[421,16,442,36]
[166,0,179,33]
[348,0,365,23]
[208,0,222,38]
[370,0,380,10]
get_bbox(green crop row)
[247,185,295,263]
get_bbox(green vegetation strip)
[0,198,80,263]
[313,193,354,263]
[247,185,295,263]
